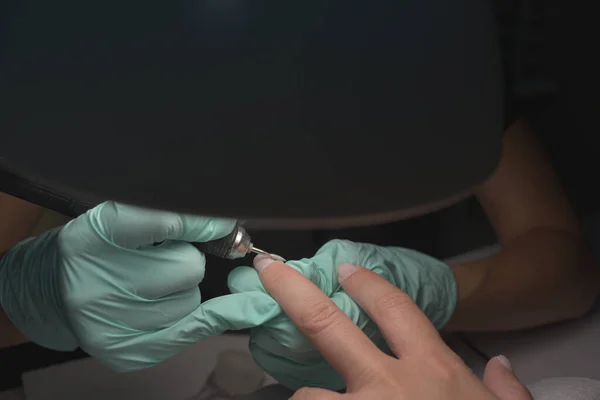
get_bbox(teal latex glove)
[228,239,458,391]
[0,201,279,371]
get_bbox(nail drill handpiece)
[194,223,285,262]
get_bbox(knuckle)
[262,264,290,287]
[354,363,389,387]
[326,238,347,247]
[416,361,455,384]
[320,239,353,253]
[147,213,181,239]
[164,214,184,237]
[432,362,459,383]
[374,291,413,315]
[423,351,464,382]
[298,301,341,336]
[57,227,78,257]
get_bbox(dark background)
[2,0,600,392]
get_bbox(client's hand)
[228,239,457,390]
[250,257,533,400]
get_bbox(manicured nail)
[253,254,278,274]
[496,355,512,371]
[338,263,360,282]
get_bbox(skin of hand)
[0,193,45,347]
[252,256,533,400]
[229,239,457,390]
[447,120,600,331]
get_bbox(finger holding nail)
[251,255,383,385]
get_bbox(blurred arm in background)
[447,120,600,331]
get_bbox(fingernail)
[496,355,512,371]
[253,254,278,274]
[338,263,360,282]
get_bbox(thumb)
[483,355,533,400]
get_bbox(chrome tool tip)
[250,247,286,262]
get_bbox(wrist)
[450,262,487,305]
[442,261,489,331]
[435,260,460,330]
[0,227,78,351]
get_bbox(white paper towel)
[22,334,276,400]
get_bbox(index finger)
[92,202,237,248]
[338,263,445,357]
[253,255,384,383]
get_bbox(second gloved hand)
[227,239,458,391]
[0,201,279,371]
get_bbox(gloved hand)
[227,239,458,391]
[0,201,279,371]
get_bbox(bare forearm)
[0,193,44,347]
[443,120,600,332]
[445,228,599,331]
[0,193,44,253]
[1,250,30,347]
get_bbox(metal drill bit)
[250,247,286,262]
